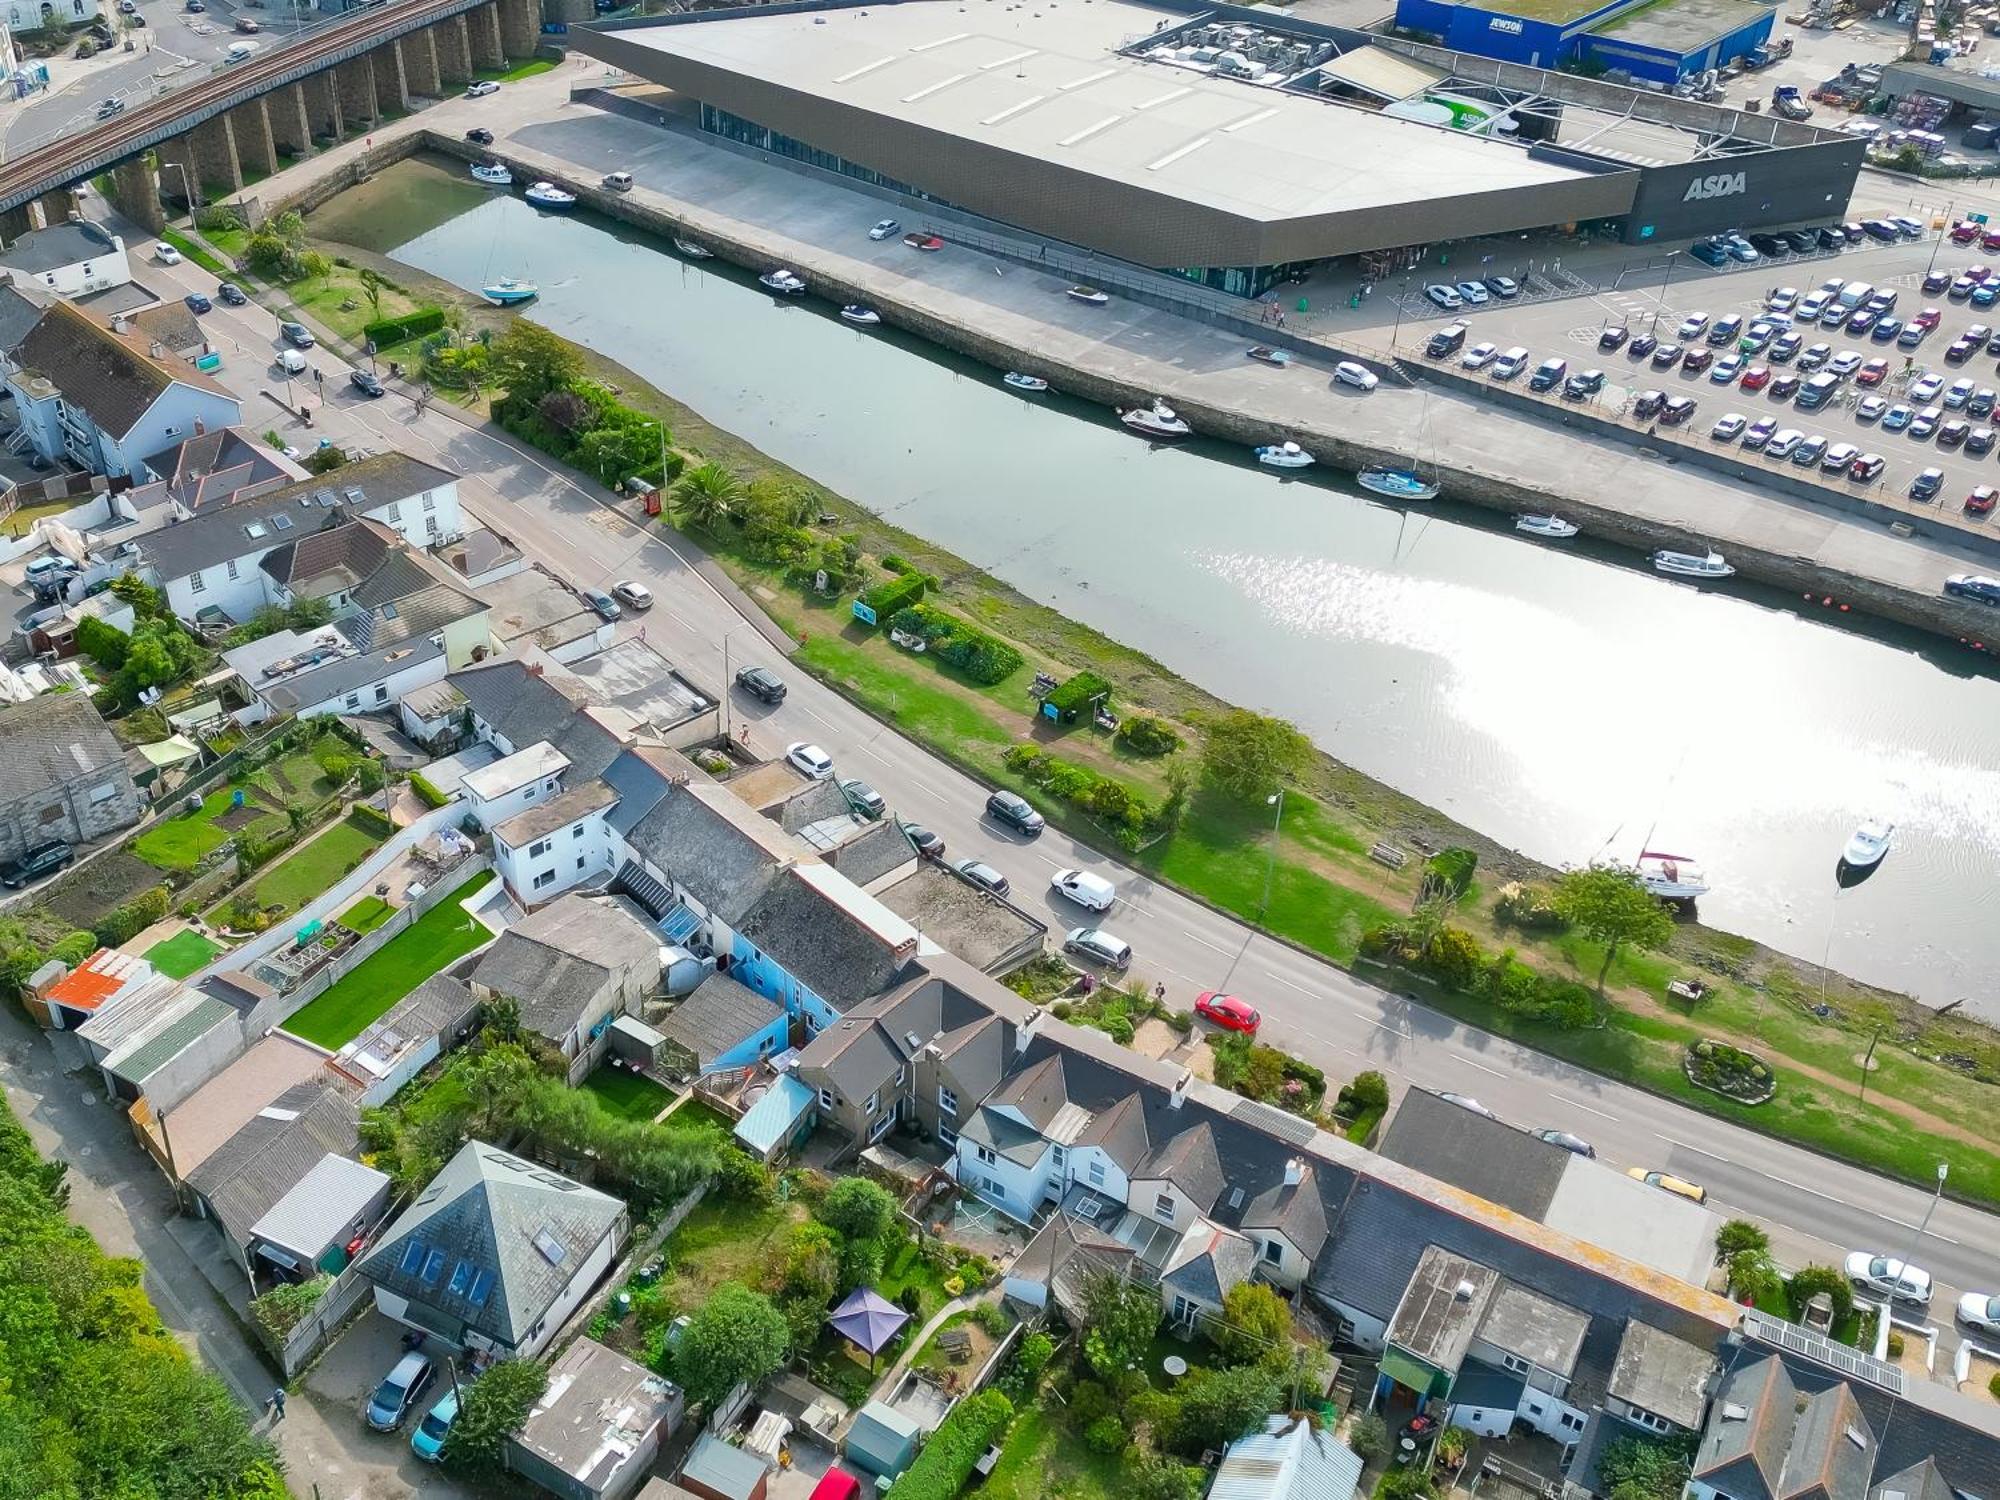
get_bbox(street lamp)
[1389,276,1412,350]
[720,623,755,739]
[160,159,199,212]
[1257,788,1285,922]
[1649,250,1680,336]
[1926,203,1953,276]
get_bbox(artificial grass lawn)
[656,1099,736,1136]
[583,1067,677,1124]
[142,929,222,980]
[338,895,397,934]
[251,814,384,917]
[980,1404,1120,1500]
[281,870,495,1049]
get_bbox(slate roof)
[1243,1161,1330,1260]
[1772,1345,2000,1499]
[1695,1356,1798,1500]
[139,425,291,505]
[0,691,126,803]
[1611,1319,1718,1429]
[1780,1383,1873,1500]
[356,1141,626,1350]
[1068,1090,1150,1173]
[656,970,783,1069]
[12,300,230,437]
[960,1104,1050,1166]
[262,514,395,594]
[987,1053,1069,1132]
[1137,1120,1225,1214]
[735,868,914,1011]
[1160,1220,1256,1306]
[1378,1087,1572,1219]
[184,1081,361,1247]
[1452,1362,1528,1412]
[1,219,121,273]
[796,973,997,1101]
[599,748,677,830]
[451,658,626,783]
[619,780,795,922]
[931,1013,1010,1109]
[0,282,42,353]
[472,895,660,1043]
[493,780,619,849]
[1870,1459,1958,1500]
[825,817,919,887]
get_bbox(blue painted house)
[655,970,789,1080]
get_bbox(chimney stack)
[1283,1157,1303,1187]
[1014,1005,1043,1055]
[1169,1068,1192,1110]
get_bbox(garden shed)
[842,1400,921,1479]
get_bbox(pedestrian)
[267,1388,286,1421]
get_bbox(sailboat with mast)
[1357,387,1441,501]
[478,202,538,307]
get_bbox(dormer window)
[1155,1193,1177,1224]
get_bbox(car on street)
[1911,373,1946,402]
[1741,416,1778,449]
[1598,325,1629,352]
[279,321,314,348]
[734,665,786,704]
[869,218,900,240]
[465,127,494,145]
[1856,395,1888,422]
[1969,486,1999,514]
[1334,361,1378,391]
[1845,1252,1933,1307]
[1849,452,1886,482]
[786,742,835,780]
[154,241,182,265]
[899,822,944,859]
[1423,283,1462,310]
[217,282,247,306]
[1958,1291,2000,1334]
[1064,926,1132,970]
[1461,341,1499,369]
[838,778,885,817]
[1438,1093,1498,1119]
[467,81,500,98]
[411,1391,457,1462]
[1763,428,1803,460]
[1484,275,1520,298]
[582,586,620,620]
[1882,404,1916,432]
[1626,1167,1707,1203]
[952,858,1009,896]
[1946,573,2000,604]
[0,839,71,889]
[1912,468,1946,501]
[603,582,649,613]
[349,369,384,397]
[1531,1128,1595,1157]
[1454,281,1490,305]
[985,789,1044,835]
[183,292,211,315]
[1856,359,1889,387]
[1681,347,1713,375]
[1194,991,1261,1035]
[1490,347,1530,380]
[1710,412,1747,441]
[366,1352,435,1432]
[1051,868,1117,910]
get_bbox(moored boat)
[481,278,539,306]
[1256,441,1314,469]
[1358,466,1440,501]
[470,162,512,186]
[1840,819,1895,874]
[1119,398,1191,439]
[1066,285,1110,306]
[1003,372,1049,392]
[524,180,577,210]
[1516,514,1579,539]
[672,238,714,259]
[1652,548,1734,579]
[1246,345,1293,367]
[1636,850,1709,901]
[840,304,882,326]
[759,268,807,294]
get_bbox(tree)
[1130,1450,1204,1500]
[442,1357,548,1474]
[304,445,350,475]
[1785,1264,1854,1324]
[357,267,385,320]
[1715,1219,1769,1259]
[1079,1272,1160,1380]
[537,388,595,436]
[1336,1070,1390,1118]
[820,1177,897,1247]
[1217,1282,1292,1367]
[669,461,742,531]
[1552,866,1677,986]
[109,571,167,619]
[1350,1411,1390,1462]
[674,1284,789,1407]
[491,320,583,404]
[75,616,130,670]
[1596,1436,1694,1500]
[780,1221,841,1305]
[1199,709,1311,805]
[1168,1361,1282,1454]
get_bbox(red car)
[1856,359,1890,387]
[1953,219,1981,243]
[1914,306,1943,330]
[902,232,944,251]
[1968,486,1998,515]
[1984,228,2000,252]
[1194,991,1262,1035]
[1740,364,1771,392]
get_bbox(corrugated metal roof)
[250,1152,391,1260]
[106,994,234,1082]
[1210,1415,1363,1500]
[734,1073,816,1156]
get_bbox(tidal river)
[320,158,2000,1011]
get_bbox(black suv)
[734,665,787,704]
[1424,323,1467,359]
[0,840,71,888]
[1562,369,1606,400]
[985,789,1045,836]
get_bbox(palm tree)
[357,267,384,321]
[670,461,742,532]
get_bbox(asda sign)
[1683,171,1748,203]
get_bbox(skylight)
[243,522,267,539]
[398,1239,428,1275]
[532,1228,567,1267]
[271,513,293,531]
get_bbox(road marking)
[1761,1173,1863,1210]
[1182,931,1235,957]
[1259,969,1319,997]
[1461,1059,1506,1079]
[1556,1095,1618,1122]
[1656,1134,1732,1163]
[1874,1216,1961,1245]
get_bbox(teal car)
[411,1389,458,1462]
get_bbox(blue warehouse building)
[1394,0,1777,87]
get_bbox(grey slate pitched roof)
[797,973,1003,1103]
[472,895,660,1043]
[0,691,126,803]
[1068,1091,1150,1173]
[356,1141,626,1350]
[987,1053,1069,1133]
[1242,1162,1330,1261]
[1774,1346,2000,1499]
[11,298,228,437]
[451,659,626,783]
[825,818,919,887]
[1137,1121,1225,1215]
[184,1081,361,1246]
[1160,1221,1256,1306]
[1780,1383,1873,1500]
[2,219,120,273]
[961,1104,1049,1166]
[735,869,913,1011]
[656,971,783,1069]
[931,1014,1010,1108]
[1869,1459,1957,1500]
[1378,1087,1571,1219]
[0,281,42,354]
[619,782,788,922]
[1696,1356,1798,1500]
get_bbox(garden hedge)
[92,885,171,949]
[1044,670,1112,716]
[858,572,927,621]
[886,1390,1013,1500]
[350,804,396,840]
[887,604,1024,685]
[409,772,451,809]
[363,307,445,347]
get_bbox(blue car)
[1975,283,1999,308]
[1689,239,1731,268]
[183,292,212,315]
[1881,404,1916,432]
[411,1389,458,1462]
[1871,318,1902,343]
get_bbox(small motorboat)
[903,232,944,251]
[1256,441,1314,469]
[1066,285,1110,306]
[1246,346,1293,367]
[470,162,512,186]
[481,278,539,306]
[1358,466,1440,501]
[1516,514,1579,539]
[1003,372,1049,392]
[524,181,577,210]
[759,268,806,294]
[840,304,881,326]
[1652,548,1734,579]
[1840,819,1895,877]
[1119,398,1191,439]
[672,238,714,259]
[1636,851,1708,901]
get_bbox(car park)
[1626,1168,1706,1203]
[869,218,900,239]
[1710,412,1747,441]
[1682,347,1713,374]
[1051,868,1117,910]
[1424,324,1468,358]
[1661,394,1697,426]
[1845,1252,1933,1307]
[1946,573,2000,603]
[1856,359,1889,387]
[1484,275,1520,298]
[899,822,945,859]
[986,789,1044,835]
[734,665,787,704]
[1764,428,1803,459]
[953,858,1009,896]
[1461,341,1499,369]
[1531,1128,1595,1157]
[1849,452,1886,481]
[1742,416,1779,449]
[1529,357,1568,392]
[1063,926,1132,970]
[1823,441,1860,471]
[1491,347,1530,380]
[1598,325,1630,352]
[1856,395,1888,422]
[1793,435,1828,467]
[366,1352,435,1432]
[1967,486,1998,514]
[786,742,835,780]
[1911,373,1946,402]
[1424,284,1463,310]
[0,840,70,888]
[1194,991,1261,1034]
[1912,406,1944,439]
[1455,281,1490,305]
[1334,362,1378,391]
[1562,370,1605,400]
[1912,467,1946,501]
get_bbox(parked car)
[1438,1093,1498,1119]
[467,80,500,98]
[734,665,787,704]
[1943,420,1973,450]
[1461,341,1499,369]
[1742,416,1779,449]
[1626,1167,1707,1204]
[1335,361,1379,391]
[869,218,901,240]
[1792,435,1828,467]
[1682,347,1714,375]
[1063,926,1132,970]
[1945,573,2000,604]
[1741,364,1772,392]
[1598,325,1630,352]
[1454,280,1490,305]
[1882,404,1916,432]
[1826,351,1863,378]
[1822,440,1861,471]
[1628,333,1658,359]
[1912,467,1946,501]
[154,241,182,265]
[1529,357,1569,392]
[952,858,1009,896]
[611,580,653,610]
[0,840,71,889]
[1845,1252,1933,1308]
[1194,991,1261,1035]
[1968,486,1999,514]
[1706,314,1742,346]
[985,789,1044,835]
[1050,868,1117,911]
[1424,323,1468,359]
[1764,428,1803,460]
[1423,283,1463,310]
[1958,1292,2000,1335]
[1561,369,1605,400]
[1947,377,1979,409]
[1690,239,1730,268]
[1849,452,1886,482]
[1483,275,1520,298]
[1856,395,1888,423]
[1676,312,1710,341]
[1632,389,1666,421]
[465,127,494,145]
[1795,342,1832,372]
[1768,373,1801,401]
[1710,412,1747,441]
[898,822,944,859]
[1911,373,1946,402]
[581,587,620,620]
[1969,427,1997,455]
[216,281,247,306]
[785,742,835,780]
[183,292,211,315]
[839,778,886,819]
[1490,347,1530,380]
[1856,359,1889,388]
[1531,1128,1595,1157]
[366,1352,435,1432]
[411,1391,458,1463]
[1911,406,1944,439]
[1661,394,1697,426]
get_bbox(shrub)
[1115,713,1183,756]
[1043,670,1112,717]
[363,307,445,346]
[881,553,911,574]
[1716,1220,1770,1258]
[1423,846,1478,898]
[1016,1331,1055,1381]
[1494,880,1569,932]
[1989,1371,2000,1400]
[409,772,451,809]
[93,884,170,949]
[1785,1264,1854,1324]
[1083,1414,1125,1454]
[1887,1331,1906,1358]
[974,1301,1010,1337]
[1729,1248,1785,1309]
[888,604,1024,684]
[1350,1412,1390,1463]
[249,1275,330,1339]
[885,1389,1012,1500]
[857,572,927,622]
[350,804,395,840]
[1337,1070,1391,1117]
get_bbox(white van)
[225,40,259,63]
[601,171,633,192]
[277,348,307,375]
[1836,280,1874,311]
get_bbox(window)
[374,685,388,703]
[1050,1145,1066,1170]
[818,1088,835,1110]
[894,1064,906,1087]
[869,1110,895,1142]
[533,870,556,890]
[88,782,117,805]
[385,502,402,523]
[1155,1193,1177,1224]
[1500,1353,1532,1376]
[938,1085,958,1116]
[344,693,360,709]
[426,515,438,537]
[865,1090,879,1117]
[421,1248,448,1285]
[975,1145,997,1167]
[189,570,205,594]
[1087,1159,1105,1186]
[422,491,436,511]
[447,1261,475,1297]
[576,855,586,870]
[1263,1238,1283,1265]
[225,559,238,580]
[938,1124,958,1146]
[398,1240,428,1275]
[529,839,551,858]
[984,1177,1005,1196]
[571,824,585,839]
[1560,1413,1586,1433]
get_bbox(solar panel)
[1742,1310,1904,1394]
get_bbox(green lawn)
[879,1234,954,1323]
[656,1099,736,1136]
[338,895,397,934]
[282,870,495,1048]
[251,814,384,917]
[476,56,557,82]
[159,228,229,276]
[131,786,285,872]
[142,930,222,980]
[981,1403,1120,1500]
[584,1067,677,1124]
[660,1195,805,1306]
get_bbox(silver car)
[1063,926,1132,970]
[1845,1251,1933,1308]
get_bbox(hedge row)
[350,804,396,840]
[409,772,451,809]
[886,1391,1013,1500]
[93,885,171,950]
[858,572,927,619]
[888,604,1024,685]
[363,307,445,347]
[1360,922,1599,1030]
[1044,669,1112,715]
[1002,744,1154,850]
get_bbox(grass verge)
[159,228,229,276]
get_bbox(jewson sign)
[1488,16,1524,31]
[1683,171,1748,202]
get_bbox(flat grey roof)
[1386,1245,1499,1373]
[1478,1281,1588,1376]
[605,0,1599,221]
[1541,1161,1720,1287]
[1592,0,1775,51]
